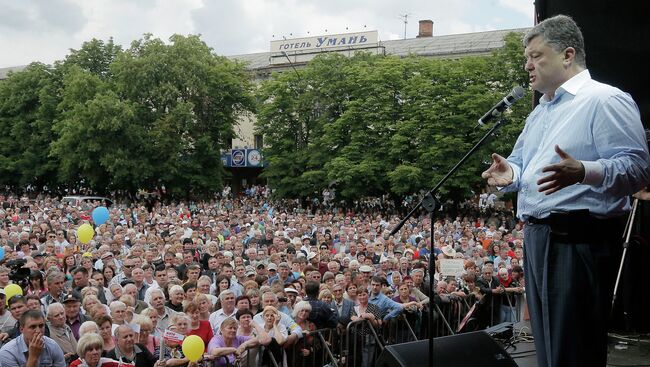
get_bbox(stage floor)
[506,322,650,367]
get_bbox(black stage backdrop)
[535,0,650,332]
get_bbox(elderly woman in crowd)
[70,333,133,367]
[291,301,315,357]
[79,320,100,337]
[208,318,269,367]
[132,314,161,356]
[167,285,185,312]
[140,307,162,337]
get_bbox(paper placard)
[439,259,465,277]
[163,329,186,343]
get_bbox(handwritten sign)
[440,259,465,277]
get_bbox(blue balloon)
[92,206,110,225]
[0,247,4,261]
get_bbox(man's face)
[123,259,135,277]
[279,266,289,279]
[208,258,218,270]
[524,35,570,97]
[370,281,382,295]
[117,328,135,351]
[9,300,27,319]
[49,306,67,327]
[132,268,145,283]
[21,316,46,343]
[49,276,65,295]
[223,267,233,278]
[262,295,277,308]
[155,270,168,286]
[73,272,88,287]
[187,268,200,281]
[222,293,236,310]
[64,301,81,320]
[483,269,494,281]
[151,293,164,309]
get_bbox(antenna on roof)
[398,13,412,39]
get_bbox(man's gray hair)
[218,289,235,301]
[150,288,166,300]
[523,14,586,68]
[46,271,65,283]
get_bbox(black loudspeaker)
[376,340,428,367]
[376,332,517,367]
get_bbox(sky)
[0,0,535,68]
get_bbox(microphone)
[477,86,526,126]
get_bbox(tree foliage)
[256,32,531,204]
[0,34,254,197]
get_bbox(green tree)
[50,34,255,196]
[256,32,531,204]
[0,63,61,189]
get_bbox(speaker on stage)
[376,340,428,367]
[377,332,517,367]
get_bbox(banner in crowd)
[440,259,465,277]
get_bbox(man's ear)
[564,47,576,66]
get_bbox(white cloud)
[0,0,535,68]
[498,0,535,19]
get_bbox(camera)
[6,258,30,289]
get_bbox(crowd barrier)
[206,295,523,366]
[433,293,525,337]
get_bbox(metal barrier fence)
[205,297,525,366]
[432,293,525,337]
[211,316,413,366]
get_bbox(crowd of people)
[0,186,526,367]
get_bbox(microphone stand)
[611,197,639,315]
[389,118,512,367]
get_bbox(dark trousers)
[524,222,622,367]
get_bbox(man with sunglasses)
[0,309,65,367]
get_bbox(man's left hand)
[537,145,585,195]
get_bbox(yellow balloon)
[77,223,95,244]
[181,335,205,362]
[4,284,23,305]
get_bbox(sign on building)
[271,31,379,53]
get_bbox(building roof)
[1,28,529,80]
[228,28,529,70]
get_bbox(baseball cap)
[268,263,278,271]
[62,293,81,303]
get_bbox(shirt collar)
[541,69,591,104]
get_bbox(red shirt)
[188,320,214,350]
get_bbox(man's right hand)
[482,153,513,186]
[28,332,45,359]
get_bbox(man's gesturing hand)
[482,153,514,186]
[537,145,585,195]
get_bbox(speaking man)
[482,15,650,367]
